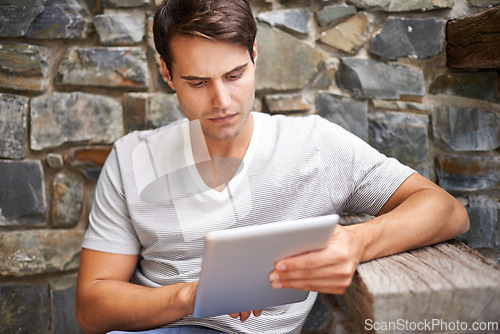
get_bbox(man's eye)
[228,73,242,80]
[190,81,205,87]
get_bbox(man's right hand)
[229,309,263,322]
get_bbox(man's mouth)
[208,113,237,123]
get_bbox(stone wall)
[1,0,499,332]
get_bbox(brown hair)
[153,0,257,74]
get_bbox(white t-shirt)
[83,112,415,334]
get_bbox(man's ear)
[160,57,175,90]
[252,41,258,65]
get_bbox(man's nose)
[211,81,231,110]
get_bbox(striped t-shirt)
[83,112,415,333]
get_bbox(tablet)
[193,214,339,319]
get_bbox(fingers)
[228,309,263,322]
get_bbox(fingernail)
[272,281,283,289]
[277,263,287,271]
[269,273,279,281]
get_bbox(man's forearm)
[76,278,197,334]
[349,187,470,264]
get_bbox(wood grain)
[446,6,500,70]
[344,240,500,333]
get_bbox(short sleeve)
[318,118,415,216]
[82,146,141,255]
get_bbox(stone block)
[0,160,46,227]
[0,0,45,37]
[315,4,357,27]
[264,93,312,114]
[66,146,113,181]
[316,93,368,141]
[433,105,500,152]
[57,47,149,89]
[94,12,146,44]
[437,154,500,191]
[368,111,430,177]
[371,100,430,113]
[352,0,454,12]
[149,93,185,128]
[124,93,185,132]
[31,92,123,150]
[257,8,311,36]
[50,274,85,333]
[0,285,50,333]
[312,68,335,89]
[0,229,84,276]
[0,93,28,159]
[430,72,499,102]
[26,0,93,39]
[459,194,500,249]
[102,0,149,7]
[45,153,65,169]
[256,23,326,91]
[0,43,48,92]
[471,0,500,7]
[336,58,425,100]
[370,17,443,60]
[53,172,84,227]
[318,12,369,54]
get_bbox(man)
[76,0,469,333]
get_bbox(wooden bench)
[343,240,500,333]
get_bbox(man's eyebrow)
[180,63,248,81]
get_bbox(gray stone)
[149,93,185,128]
[336,58,426,99]
[315,4,357,27]
[0,285,50,333]
[0,160,46,227]
[0,229,84,276]
[370,17,443,60]
[124,93,185,131]
[31,92,123,150]
[0,93,28,159]
[57,47,149,89]
[0,0,45,37]
[0,43,48,91]
[352,0,454,12]
[316,93,368,141]
[437,154,500,191]
[264,93,312,114]
[470,0,500,7]
[318,12,369,54]
[94,12,146,44]
[369,111,430,177]
[433,105,500,152]
[371,100,430,113]
[257,8,311,36]
[51,274,85,334]
[312,68,335,89]
[53,172,84,228]
[430,72,499,102]
[256,23,326,91]
[45,153,65,169]
[102,0,149,7]
[26,0,93,39]
[459,195,500,248]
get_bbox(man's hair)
[153,0,257,74]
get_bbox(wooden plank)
[344,240,500,333]
[446,6,500,69]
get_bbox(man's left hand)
[268,225,362,295]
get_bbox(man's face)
[162,36,257,143]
